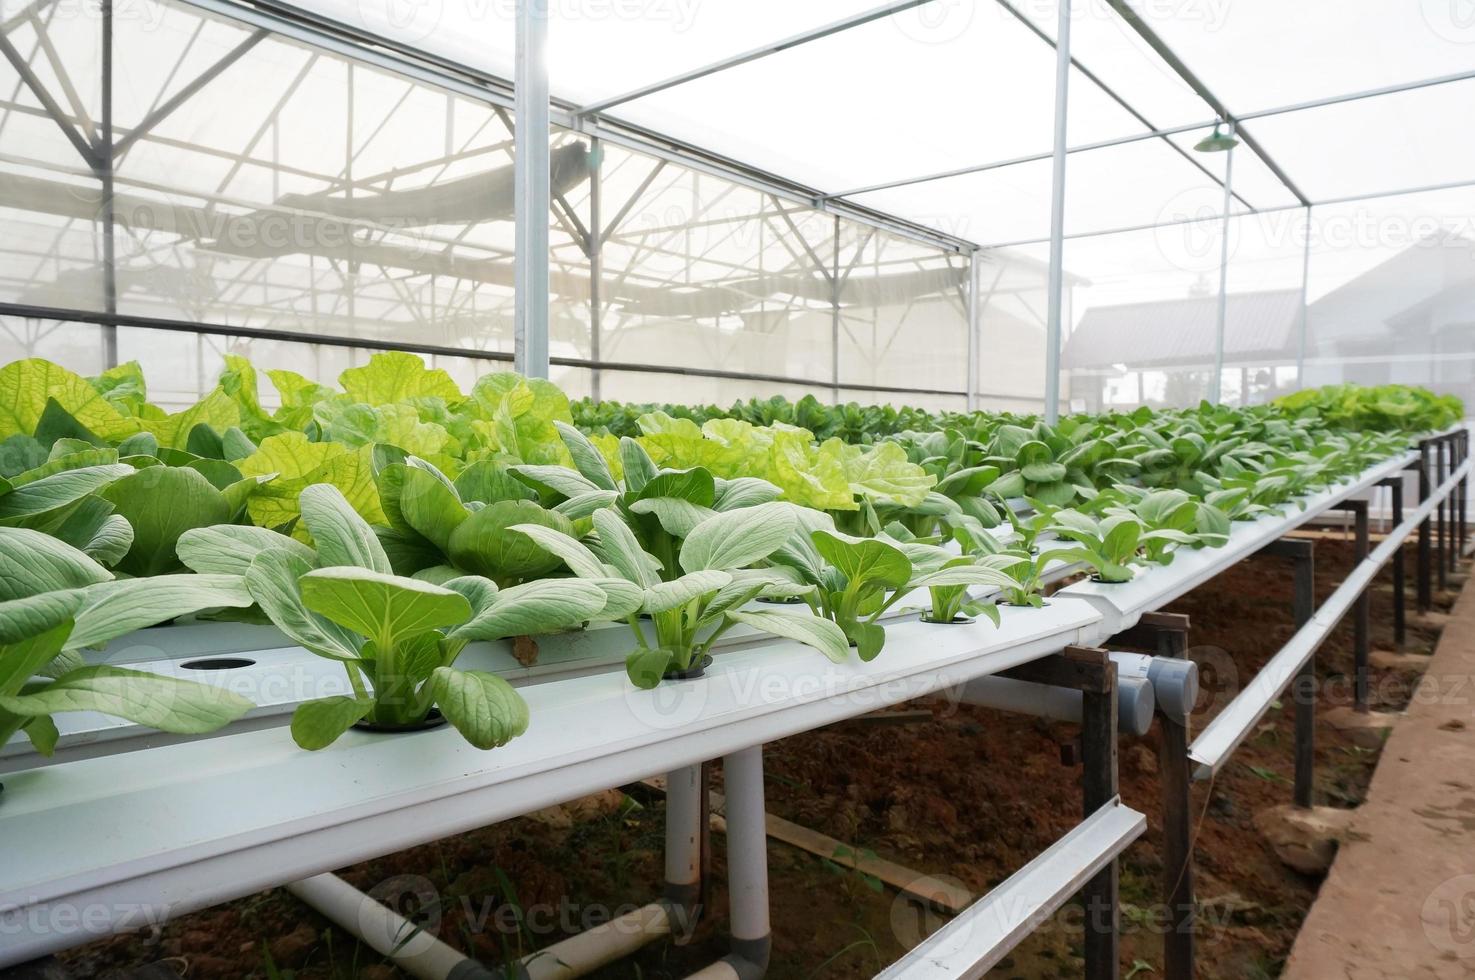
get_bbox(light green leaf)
[427,667,530,749]
[554,420,617,491]
[299,483,392,573]
[713,477,784,511]
[642,570,731,614]
[679,502,796,573]
[244,551,362,661]
[728,609,850,664]
[0,527,113,601]
[0,664,252,733]
[450,577,609,641]
[812,528,912,592]
[506,522,607,579]
[299,567,471,645]
[625,647,672,689]
[0,614,75,695]
[397,465,467,552]
[67,574,254,650]
[447,500,573,581]
[0,462,133,525]
[510,464,603,501]
[629,497,716,540]
[290,696,375,750]
[590,509,662,588]
[177,525,318,575]
[339,351,462,403]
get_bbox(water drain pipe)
[957,673,1156,736]
[1108,651,1198,724]
[287,765,707,980]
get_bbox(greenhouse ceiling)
[242,0,1475,248]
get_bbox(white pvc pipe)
[957,674,1155,736]
[522,903,673,980]
[286,874,470,980]
[666,765,702,899]
[722,746,770,946]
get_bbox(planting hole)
[181,657,257,671]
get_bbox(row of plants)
[0,356,1453,767]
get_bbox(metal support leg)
[721,746,771,974]
[1078,648,1120,980]
[1460,431,1468,560]
[1438,438,1450,588]
[1418,441,1433,613]
[1290,544,1316,809]
[1388,475,1407,648]
[1335,501,1370,712]
[1114,613,1194,980]
[1446,437,1458,575]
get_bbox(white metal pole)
[513,0,550,379]
[967,250,980,412]
[1210,134,1235,404]
[1042,0,1071,423]
[1296,204,1312,386]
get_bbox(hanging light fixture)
[1194,120,1239,153]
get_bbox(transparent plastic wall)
[1216,209,1309,406]
[1303,186,1475,413]
[973,245,1052,414]
[0,0,971,413]
[1057,219,1226,411]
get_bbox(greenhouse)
[0,0,1472,978]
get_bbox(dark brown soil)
[49,536,1461,980]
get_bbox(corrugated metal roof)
[1062,289,1303,370]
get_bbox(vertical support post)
[1391,475,1407,649]
[1433,436,1445,590]
[588,137,602,402]
[1208,135,1235,405]
[1348,501,1370,712]
[1291,544,1316,809]
[1461,430,1469,559]
[100,0,118,367]
[663,764,702,924]
[1295,205,1311,386]
[1418,440,1433,612]
[1078,648,1119,980]
[831,214,841,404]
[1146,619,1195,980]
[966,249,980,412]
[722,745,771,973]
[1042,0,1071,424]
[1445,437,1457,575]
[513,0,550,379]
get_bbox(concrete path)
[1282,584,1475,979]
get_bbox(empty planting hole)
[181,657,257,671]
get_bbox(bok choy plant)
[203,484,634,750]
[0,528,256,754]
[511,502,847,689]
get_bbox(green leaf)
[299,567,471,646]
[510,464,603,501]
[629,497,715,539]
[290,696,375,750]
[679,502,797,573]
[450,577,609,641]
[713,477,783,511]
[505,522,608,579]
[339,351,463,403]
[635,467,716,506]
[22,714,59,755]
[842,619,886,662]
[0,616,75,696]
[554,420,617,491]
[0,527,113,601]
[0,358,136,443]
[396,464,468,552]
[447,500,573,581]
[625,647,672,689]
[244,551,362,661]
[67,574,255,649]
[101,466,231,576]
[728,609,850,664]
[177,525,318,575]
[643,570,732,614]
[618,437,658,494]
[0,664,252,734]
[0,462,133,525]
[427,667,530,749]
[299,483,392,573]
[811,529,912,592]
[590,509,662,588]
